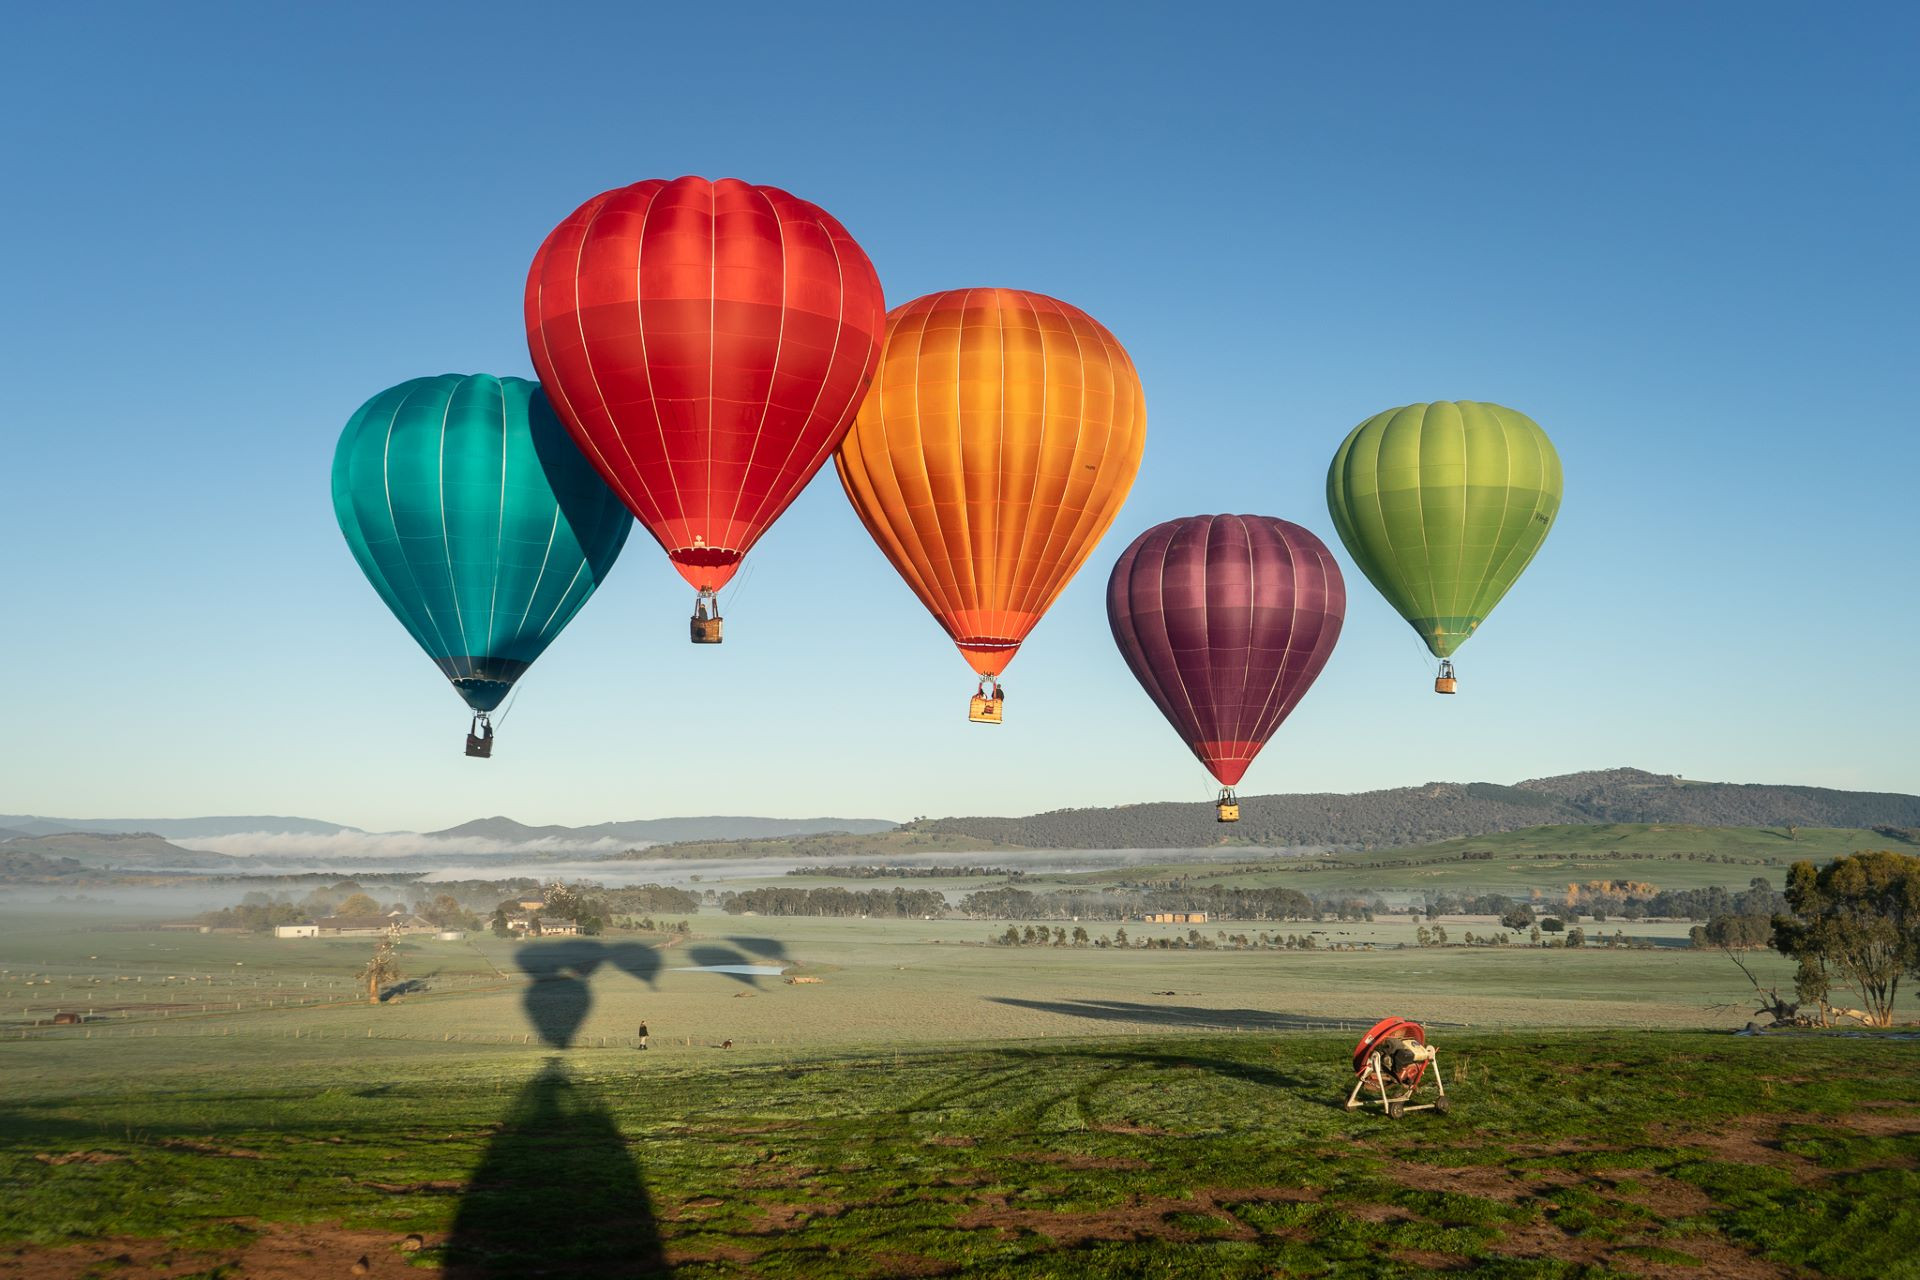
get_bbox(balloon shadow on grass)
[986,996,1366,1033]
[514,940,664,1049]
[444,1058,670,1278]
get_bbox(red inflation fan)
[1345,1017,1449,1118]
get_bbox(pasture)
[4,1022,1917,1277]
[3,905,1916,1276]
[1024,824,1883,899]
[0,911,1818,1059]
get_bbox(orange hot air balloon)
[835,288,1146,721]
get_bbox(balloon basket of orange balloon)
[968,680,1004,724]
[1434,661,1457,695]
[1216,788,1240,823]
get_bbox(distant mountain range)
[424,815,897,845]
[0,812,898,854]
[6,770,1916,862]
[906,768,1920,851]
[0,814,358,839]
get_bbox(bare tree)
[362,933,401,1005]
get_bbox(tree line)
[719,886,947,917]
[785,864,1009,879]
[956,885,1326,921]
[1420,880,1787,924]
[1700,852,1920,1028]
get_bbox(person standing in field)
[637,1020,649,1051]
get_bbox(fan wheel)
[1387,1101,1404,1118]
[1435,1095,1452,1115]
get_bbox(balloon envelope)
[332,374,631,712]
[836,288,1147,677]
[525,175,885,593]
[1107,515,1345,787]
[1325,401,1561,659]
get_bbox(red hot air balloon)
[525,176,885,642]
[1107,515,1345,822]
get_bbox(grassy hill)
[1024,823,1896,897]
[0,831,239,869]
[907,768,1920,851]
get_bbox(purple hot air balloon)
[1107,515,1345,819]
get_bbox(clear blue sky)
[2,3,1914,831]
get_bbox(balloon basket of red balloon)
[1434,661,1458,695]
[968,679,1005,725]
[1215,789,1240,823]
[1344,1018,1449,1119]
[690,592,724,645]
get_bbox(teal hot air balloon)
[332,374,630,755]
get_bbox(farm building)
[273,924,319,939]
[504,915,579,936]
[1143,912,1209,924]
[308,913,437,937]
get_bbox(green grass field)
[4,859,1916,1277]
[4,1026,1917,1277]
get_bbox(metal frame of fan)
[1345,1016,1450,1118]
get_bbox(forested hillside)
[0,831,239,869]
[907,768,1920,850]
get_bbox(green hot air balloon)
[1326,401,1561,694]
[332,374,631,754]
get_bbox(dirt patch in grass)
[666,1241,762,1267]
[1613,1238,1797,1280]
[1007,1151,1150,1171]
[158,1137,265,1159]
[1393,1249,1472,1271]
[30,1151,125,1167]
[357,1178,464,1194]
[0,1222,434,1279]
[1487,1212,1793,1279]
[1390,1161,1583,1201]
[1838,1107,1920,1138]
[959,1196,1251,1245]
[737,1161,820,1188]
[858,1252,959,1277]
[1596,1169,1717,1217]
[956,1185,1322,1245]
[748,1201,843,1233]
[924,1135,976,1147]
[1651,1114,1822,1180]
